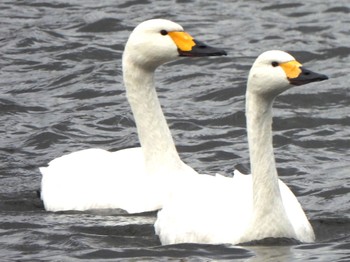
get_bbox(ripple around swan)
[0,0,349,261]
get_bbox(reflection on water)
[0,0,349,260]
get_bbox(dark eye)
[160,30,168,36]
[271,61,279,67]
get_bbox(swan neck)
[246,93,283,214]
[123,55,181,174]
[244,90,297,240]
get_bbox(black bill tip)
[178,40,227,57]
[289,67,328,86]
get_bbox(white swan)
[155,50,328,245]
[40,19,226,213]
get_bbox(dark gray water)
[1,0,349,261]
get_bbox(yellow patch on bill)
[168,32,196,51]
[280,60,302,79]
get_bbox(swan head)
[123,19,227,70]
[247,50,328,98]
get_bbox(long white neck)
[245,91,295,238]
[246,93,280,208]
[123,54,184,175]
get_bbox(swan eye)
[271,61,279,67]
[160,30,168,36]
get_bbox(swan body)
[155,50,328,245]
[40,19,226,213]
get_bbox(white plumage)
[155,50,328,245]
[40,19,226,213]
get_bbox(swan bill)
[288,66,328,86]
[280,60,302,79]
[168,31,196,51]
[168,31,227,57]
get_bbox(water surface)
[0,0,349,261]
